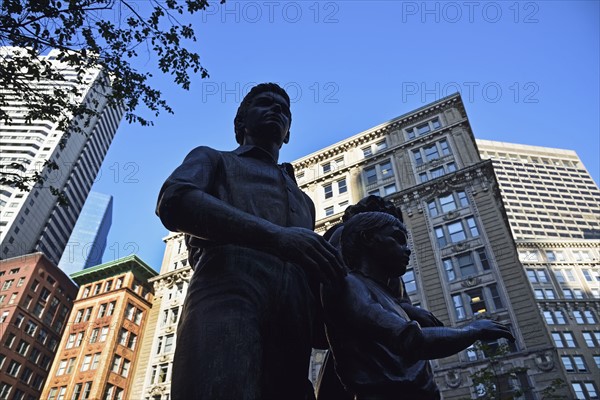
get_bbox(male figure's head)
[341,212,411,280]
[234,83,292,148]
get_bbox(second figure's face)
[243,91,291,148]
[371,222,411,277]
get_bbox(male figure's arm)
[156,146,344,284]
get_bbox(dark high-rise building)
[0,47,124,265]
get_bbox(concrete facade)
[478,140,600,399]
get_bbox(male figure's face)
[370,222,411,278]
[243,91,291,148]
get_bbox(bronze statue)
[156,83,344,400]
[316,196,443,400]
[321,212,515,400]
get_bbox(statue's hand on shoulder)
[467,319,516,342]
[274,226,346,285]
[401,304,444,327]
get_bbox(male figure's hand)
[401,304,444,327]
[275,226,346,285]
[467,319,516,342]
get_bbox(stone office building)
[293,93,569,398]
[40,255,156,400]
[0,253,77,400]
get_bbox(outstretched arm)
[408,320,515,360]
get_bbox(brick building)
[40,255,156,400]
[0,253,77,400]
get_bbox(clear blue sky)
[90,1,600,271]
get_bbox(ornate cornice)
[151,267,192,291]
[294,95,464,170]
[390,160,496,215]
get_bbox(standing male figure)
[156,83,344,400]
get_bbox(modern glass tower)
[57,191,113,274]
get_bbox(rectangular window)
[416,122,430,135]
[466,288,486,315]
[403,270,416,294]
[573,356,587,372]
[323,183,333,199]
[443,259,456,281]
[16,340,29,356]
[322,162,331,174]
[57,360,67,376]
[66,357,76,374]
[98,304,107,318]
[72,384,82,400]
[111,355,122,373]
[127,333,137,350]
[98,326,108,342]
[75,332,84,347]
[448,221,466,243]
[452,294,466,320]
[126,303,135,320]
[427,201,438,217]
[337,178,347,194]
[435,227,446,247]
[439,194,456,213]
[383,184,396,195]
[91,353,100,370]
[119,328,127,346]
[121,359,130,377]
[364,166,377,185]
[439,139,451,155]
[466,217,479,237]
[324,206,334,217]
[430,166,444,179]
[543,311,555,325]
[380,161,394,179]
[82,382,92,400]
[477,248,490,270]
[555,310,566,324]
[107,301,116,316]
[561,356,574,372]
[83,307,92,322]
[413,150,423,166]
[457,253,476,277]
[80,355,92,372]
[375,140,387,152]
[424,144,439,162]
[362,147,372,158]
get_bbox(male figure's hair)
[234,82,291,145]
[341,211,407,270]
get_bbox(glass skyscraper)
[58,191,113,274]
